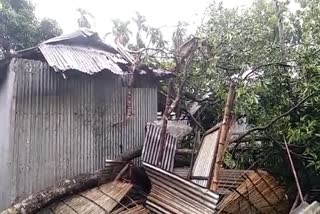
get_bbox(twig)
[233,93,315,142]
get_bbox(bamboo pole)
[211,83,235,191]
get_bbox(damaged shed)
[0,29,172,211]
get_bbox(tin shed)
[0,29,172,210]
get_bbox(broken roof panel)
[40,181,133,214]
[39,44,126,74]
[217,170,289,214]
[191,127,220,188]
[1,28,174,79]
[143,162,219,214]
[141,123,177,172]
[174,167,254,195]
[42,28,118,54]
[44,28,95,43]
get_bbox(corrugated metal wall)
[2,58,157,209]
[0,62,16,210]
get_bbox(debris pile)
[2,84,310,214]
[144,163,219,214]
[40,181,133,213]
[217,170,288,214]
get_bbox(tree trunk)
[2,173,110,214]
[158,80,174,164]
[2,147,144,214]
[115,145,143,161]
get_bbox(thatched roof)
[39,181,136,214]
[217,170,289,214]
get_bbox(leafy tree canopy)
[0,0,62,58]
[110,0,320,196]
[193,0,320,194]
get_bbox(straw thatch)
[112,205,151,214]
[217,170,289,214]
[216,169,254,195]
[1,149,142,214]
[40,181,133,214]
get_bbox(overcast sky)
[32,0,253,40]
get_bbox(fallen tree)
[2,173,111,214]
[1,147,143,214]
[115,145,143,161]
[2,137,197,214]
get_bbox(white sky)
[32,0,253,41]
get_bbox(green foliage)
[111,19,132,46]
[109,1,320,190]
[38,18,63,41]
[194,0,320,191]
[0,0,62,58]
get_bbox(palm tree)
[77,8,95,29]
[111,19,132,46]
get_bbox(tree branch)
[242,62,292,81]
[268,133,311,160]
[232,92,316,142]
[128,47,172,55]
[181,107,205,131]
[217,65,241,71]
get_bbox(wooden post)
[211,83,235,191]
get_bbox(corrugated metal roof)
[191,128,220,187]
[39,44,127,75]
[141,123,177,172]
[143,162,219,214]
[0,29,174,79]
[43,28,98,45]
[174,167,253,195]
[173,167,190,178]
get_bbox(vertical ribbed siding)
[141,123,177,172]
[191,129,220,187]
[0,61,16,210]
[144,162,219,214]
[3,58,157,209]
